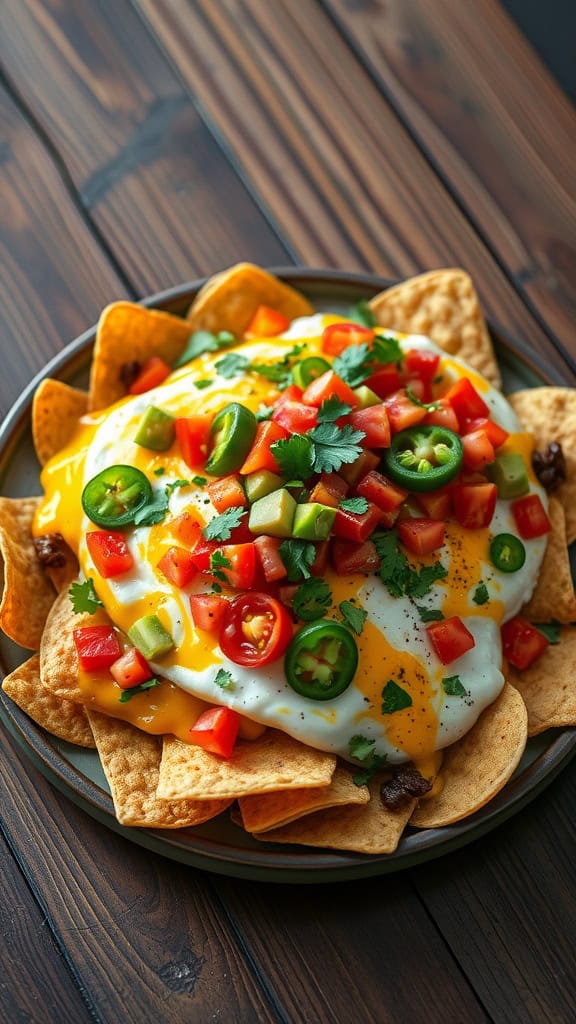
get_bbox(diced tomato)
[110,648,153,689]
[511,494,551,540]
[272,400,318,434]
[207,474,248,512]
[240,420,289,475]
[331,538,380,575]
[190,537,219,571]
[273,384,303,408]
[462,429,495,472]
[378,507,401,529]
[227,519,255,545]
[462,417,509,449]
[310,540,330,577]
[254,535,287,583]
[321,322,375,357]
[309,473,349,508]
[73,625,122,672]
[427,617,475,665]
[333,502,383,543]
[157,546,198,588]
[398,518,446,556]
[403,348,440,385]
[501,616,549,670]
[452,483,497,529]
[338,450,380,487]
[349,404,391,448]
[384,389,427,433]
[245,305,291,337]
[416,486,452,521]
[86,531,133,578]
[357,470,408,512]
[423,401,460,433]
[301,370,359,409]
[443,377,489,426]
[169,510,203,548]
[189,706,241,757]
[365,365,401,400]
[214,543,256,589]
[175,415,211,468]
[189,594,229,633]
[278,584,298,608]
[128,356,171,395]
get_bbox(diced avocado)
[244,470,284,504]
[488,452,529,499]
[353,385,380,409]
[292,502,337,541]
[128,614,174,659]
[248,488,296,538]
[134,406,175,451]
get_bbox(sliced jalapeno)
[285,621,358,701]
[490,533,526,573]
[82,465,152,528]
[205,403,257,476]
[292,357,331,389]
[383,425,464,492]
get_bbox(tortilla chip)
[252,775,413,855]
[509,627,576,736]
[40,586,101,703]
[89,302,193,411]
[508,388,576,544]
[410,683,527,828]
[88,712,231,828]
[157,729,335,801]
[522,498,576,623]
[2,655,94,747]
[369,269,501,386]
[32,379,88,466]
[0,497,56,649]
[188,263,314,335]
[238,764,369,833]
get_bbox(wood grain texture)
[135,0,573,380]
[325,0,576,350]
[0,0,290,297]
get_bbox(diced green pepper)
[134,406,175,451]
[244,470,284,504]
[292,502,337,541]
[127,614,174,659]
[488,452,529,499]
[248,488,296,538]
[292,356,331,389]
[352,385,380,409]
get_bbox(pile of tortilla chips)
[2,264,575,856]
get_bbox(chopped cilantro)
[347,300,376,328]
[381,679,413,714]
[250,363,293,389]
[256,405,275,422]
[373,530,447,599]
[317,396,352,423]
[535,621,561,645]
[415,604,444,623]
[348,734,376,761]
[348,735,387,786]
[133,489,169,526]
[203,507,246,542]
[293,578,332,620]
[153,467,166,477]
[472,582,490,606]
[279,538,316,581]
[119,679,160,703]
[270,435,314,480]
[69,578,103,614]
[406,562,447,598]
[339,496,369,514]
[406,385,440,412]
[214,668,235,690]
[210,549,232,585]
[339,600,367,635]
[215,353,250,379]
[192,475,207,486]
[165,478,190,498]
[174,329,235,368]
[194,379,213,390]
[442,675,467,697]
[372,334,404,365]
[309,422,365,474]
[333,342,371,387]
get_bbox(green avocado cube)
[248,488,296,538]
[353,385,380,409]
[134,406,175,451]
[244,470,284,504]
[128,614,174,659]
[292,502,337,541]
[488,452,530,499]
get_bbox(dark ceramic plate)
[1,268,574,883]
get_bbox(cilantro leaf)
[174,329,235,368]
[372,334,404,365]
[339,496,369,514]
[472,582,489,606]
[271,435,314,480]
[333,343,371,387]
[309,422,365,474]
[406,385,440,413]
[317,396,352,423]
[293,578,332,620]
[165,478,190,498]
[250,363,293,389]
[69,578,103,614]
[374,530,409,598]
[153,467,166,477]
[214,668,235,691]
[348,734,376,761]
[203,507,246,542]
[406,561,447,599]
[442,675,467,697]
[133,489,169,526]
[535,621,561,645]
[347,300,377,328]
[279,539,316,581]
[215,353,251,379]
[192,475,207,486]
[339,600,367,635]
[119,679,160,703]
[381,680,413,714]
[415,604,444,623]
[194,379,213,390]
[348,735,387,786]
[210,550,232,585]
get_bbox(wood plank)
[324,0,576,350]
[133,0,574,381]
[0,0,290,298]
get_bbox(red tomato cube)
[427,617,475,665]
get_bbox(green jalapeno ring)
[284,620,358,701]
[205,403,257,476]
[490,533,526,573]
[292,356,331,389]
[82,465,153,528]
[383,425,464,492]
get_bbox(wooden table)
[1,3,575,1021]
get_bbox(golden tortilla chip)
[411,683,527,828]
[2,655,94,747]
[88,712,231,828]
[522,498,576,623]
[369,269,501,386]
[32,378,88,466]
[0,497,56,649]
[89,302,193,411]
[157,729,335,801]
[188,263,314,335]
[508,388,576,544]
[253,775,413,855]
[40,586,105,703]
[238,764,369,833]
[509,627,576,736]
